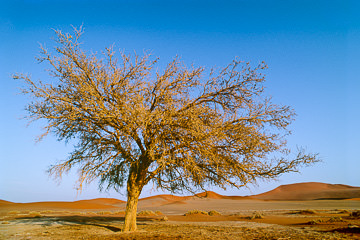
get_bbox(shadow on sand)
[13,215,156,232]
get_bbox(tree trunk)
[123,185,141,232]
[122,164,146,232]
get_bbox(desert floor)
[1,199,360,239]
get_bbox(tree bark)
[122,163,146,232]
[123,185,141,232]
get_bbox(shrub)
[137,210,157,216]
[349,211,360,218]
[29,211,42,218]
[249,211,264,220]
[184,210,209,216]
[40,210,54,214]
[159,216,168,221]
[327,217,344,222]
[96,211,112,215]
[298,209,317,215]
[86,212,97,215]
[336,209,350,214]
[155,210,163,215]
[1,221,10,224]
[113,211,126,215]
[308,219,324,225]
[208,210,221,216]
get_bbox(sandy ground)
[1,199,359,239]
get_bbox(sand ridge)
[254,182,360,201]
[1,182,360,212]
[0,200,13,205]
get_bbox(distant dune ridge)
[1,182,359,211]
[253,182,360,201]
[0,200,13,205]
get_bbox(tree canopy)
[14,27,318,231]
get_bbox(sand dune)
[1,182,359,213]
[75,198,125,205]
[254,182,360,200]
[0,201,117,210]
[0,200,13,205]
[140,194,191,202]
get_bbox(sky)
[1,0,359,203]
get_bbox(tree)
[14,27,318,232]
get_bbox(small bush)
[336,209,350,214]
[159,216,168,221]
[96,211,112,215]
[349,211,360,218]
[298,209,317,215]
[155,210,163,215]
[113,211,126,215]
[40,210,54,214]
[208,210,221,216]
[327,217,344,222]
[308,219,324,225]
[1,221,10,224]
[184,210,209,216]
[86,212,97,215]
[29,211,42,218]
[137,210,157,216]
[249,211,264,220]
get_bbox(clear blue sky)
[1,0,359,203]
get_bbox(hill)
[253,182,360,200]
[1,182,359,212]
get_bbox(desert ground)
[1,182,360,239]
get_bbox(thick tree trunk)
[122,163,146,232]
[123,186,141,232]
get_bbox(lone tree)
[15,27,318,232]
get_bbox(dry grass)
[291,209,317,215]
[327,216,344,222]
[96,211,113,215]
[137,210,157,216]
[86,212,97,215]
[350,210,360,218]
[41,210,55,214]
[159,216,168,221]
[28,211,42,218]
[336,209,350,214]
[8,211,20,215]
[1,219,353,239]
[248,211,264,220]
[184,210,209,216]
[208,210,221,216]
[184,210,222,216]
[307,219,325,225]
[112,211,126,215]
[155,210,163,215]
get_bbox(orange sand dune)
[194,191,225,199]
[0,201,118,211]
[194,191,255,200]
[2,182,359,212]
[254,182,360,201]
[0,200,13,205]
[136,191,256,209]
[140,194,191,202]
[75,198,125,205]
[137,194,192,208]
[346,198,360,201]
